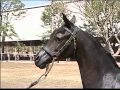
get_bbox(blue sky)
[22,0,51,8]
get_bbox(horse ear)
[70,15,76,24]
[62,13,76,28]
[62,13,72,28]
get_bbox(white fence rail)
[0,53,119,61]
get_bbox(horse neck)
[75,31,119,88]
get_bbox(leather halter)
[42,26,78,59]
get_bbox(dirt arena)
[1,61,83,89]
[1,60,120,89]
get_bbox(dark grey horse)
[35,13,120,88]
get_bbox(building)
[0,39,48,60]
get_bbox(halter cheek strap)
[42,26,78,59]
[64,27,77,38]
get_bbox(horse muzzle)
[34,50,52,69]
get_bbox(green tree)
[84,0,120,55]
[71,0,120,55]
[41,1,69,40]
[0,0,26,53]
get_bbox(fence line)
[0,53,36,61]
[0,53,119,61]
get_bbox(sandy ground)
[1,60,120,89]
[0,61,83,89]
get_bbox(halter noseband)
[42,26,78,59]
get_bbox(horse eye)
[56,33,63,42]
[56,37,61,42]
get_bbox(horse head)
[35,13,77,69]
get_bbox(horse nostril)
[55,49,58,52]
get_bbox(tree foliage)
[41,1,66,25]
[84,0,120,37]
[45,0,120,56]
[41,1,68,40]
[0,0,26,53]
[81,0,120,55]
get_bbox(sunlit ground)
[1,60,120,89]
[1,61,83,89]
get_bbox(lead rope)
[27,57,57,89]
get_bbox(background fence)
[0,53,36,61]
